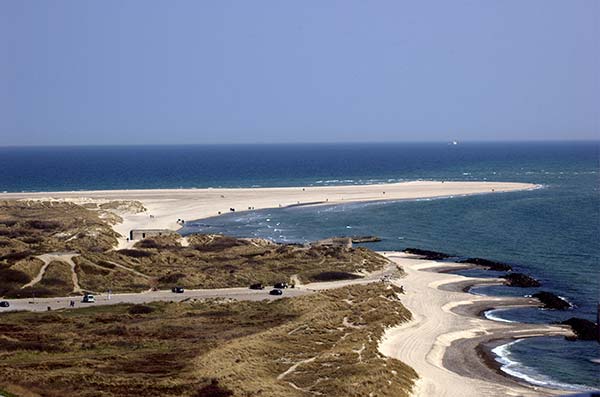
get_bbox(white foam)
[492,340,594,392]
[483,309,516,323]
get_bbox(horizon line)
[1,138,599,149]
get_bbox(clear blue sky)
[1,1,598,145]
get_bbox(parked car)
[273,282,288,289]
[249,283,264,290]
[0,301,9,308]
[269,289,283,296]
[172,286,185,293]
[82,294,95,303]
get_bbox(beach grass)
[0,283,415,397]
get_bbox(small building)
[129,229,171,241]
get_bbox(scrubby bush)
[158,273,186,284]
[0,267,30,283]
[0,251,33,262]
[309,271,362,282]
[136,239,161,249]
[195,379,233,397]
[96,260,116,269]
[118,249,153,258]
[128,305,155,315]
[26,220,61,230]
[0,338,64,352]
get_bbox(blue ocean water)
[1,142,599,389]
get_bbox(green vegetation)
[0,283,415,397]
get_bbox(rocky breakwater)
[532,291,571,310]
[501,273,541,288]
[402,248,452,260]
[560,318,599,341]
[456,257,512,271]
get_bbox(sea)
[1,142,598,390]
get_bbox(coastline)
[3,180,580,394]
[377,252,577,397]
[0,180,538,249]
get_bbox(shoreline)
[0,180,538,249]
[378,252,577,397]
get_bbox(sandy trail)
[378,252,573,397]
[22,252,82,293]
[0,181,538,249]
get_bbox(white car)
[82,294,95,303]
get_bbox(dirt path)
[22,252,82,293]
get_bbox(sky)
[0,1,598,146]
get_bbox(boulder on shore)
[402,248,451,260]
[501,273,541,288]
[561,317,598,341]
[456,257,512,271]
[532,291,571,310]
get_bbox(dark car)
[273,282,288,289]
[0,301,9,308]
[172,286,185,293]
[269,289,283,296]
[249,283,264,290]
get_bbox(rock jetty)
[501,273,541,288]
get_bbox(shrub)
[118,249,153,258]
[128,305,155,315]
[7,286,54,298]
[0,251,33,262]
[195,379,233,397]
[309,271,362,282]
[19,236,43,244]
[96,260,116,269]
[0,338,64,352]
[158,273,186,284]
[0,268,31,284]
[26,220,61,230]
[136,239,160,249]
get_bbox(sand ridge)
[0,181,539,249]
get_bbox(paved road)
[0,263,398,313]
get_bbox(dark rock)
[456,257,512,271]
[532,291,571,310]
[350,236,382,243]
[501,273,541,288]
[561,317,598,341]
[402,248,451,260]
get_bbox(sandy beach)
[1,180,537,249]
[378,252,574,397]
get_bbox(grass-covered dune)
[0,283,416,397]
[0,200,391,297]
